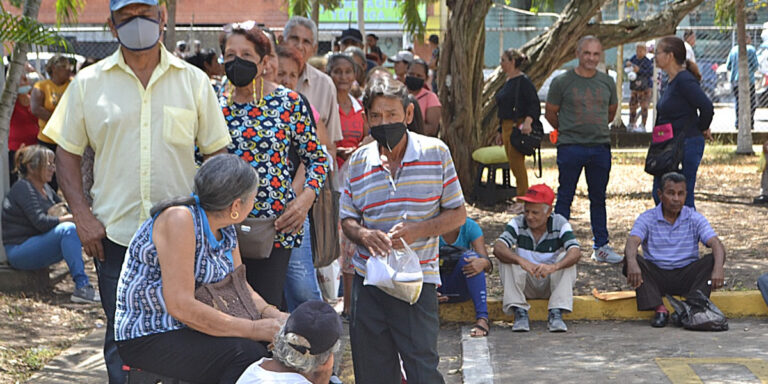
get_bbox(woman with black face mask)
[405,58,441,137]
[218,22,329,309]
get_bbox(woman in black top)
[652,36,714,208]
[495,48,541,213]
[2,145,99,302]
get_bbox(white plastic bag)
[364,239,423,304]
[317,260,341,301]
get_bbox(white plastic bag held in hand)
[364,238,423,304]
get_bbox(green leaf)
[401,0,427,40]
[55,0,86,26]
[0,12,70,49]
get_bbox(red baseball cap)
[517,184,555,205]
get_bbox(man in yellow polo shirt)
[43,1,230,382]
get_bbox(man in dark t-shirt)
[544,35,620,265]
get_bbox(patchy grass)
[473,144,768,297]
[0,259,104,383]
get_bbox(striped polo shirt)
[497,213,580,265]
[340,131,464,285]
[629,204,717,270]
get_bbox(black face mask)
[225,56,258,87]
[404,76,425,91]
[371,122,407,151]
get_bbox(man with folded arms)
[624,172,726,328]
[494,184,581,332]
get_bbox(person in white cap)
[43,0,230,381]
[388,50,414,81]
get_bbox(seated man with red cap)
[493,184,581,333]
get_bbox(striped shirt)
[497,213,579,265]
[629,204,717,270]
[340,131,464,285]
[115,204,237,341]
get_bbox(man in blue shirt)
[624,172,726,328]
[726,34,760,130]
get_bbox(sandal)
[470,318,490,337]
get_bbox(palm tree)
[0,0,78,263]
[288,0,344,27]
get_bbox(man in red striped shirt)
[340,76,466,384]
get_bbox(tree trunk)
[735,0,754,154]
[438,0,494,198]
[477,0,705,150]
[164,0,178,52]
[0,0,43,264]
[311,0,320,28]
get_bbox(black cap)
[339,28,363,44]
[284,301,342,355]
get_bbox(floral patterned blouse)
[220,85,328,249]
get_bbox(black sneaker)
[753,195,768,204]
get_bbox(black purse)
[644,123,684,177]
[506,76,544,177]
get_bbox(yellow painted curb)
[439,291,768,322]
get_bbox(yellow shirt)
[34,79,70,143]
[43,45,231,246]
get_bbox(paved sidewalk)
[29,327,107,384]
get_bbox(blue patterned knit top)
[114,203,237,341]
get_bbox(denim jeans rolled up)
[758,273,768,307]
[283,216,323,312]
[554,144,612,248]
[5,222,89,289]
[652,135,705,209]
[438,251,488,320]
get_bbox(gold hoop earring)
[231,211,239,220]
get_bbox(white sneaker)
[627,123,636,132]
[633,124,646,133]
[591,244,623,264]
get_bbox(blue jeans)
[438,251,488,320]
[652,135,705,209]
[97,239,128,384]
[554,144,612,248]
[5,222,89,289]
[758,273,768,308]
[283,216,322,312]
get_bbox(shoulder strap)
[533,147,543,178]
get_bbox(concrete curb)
[439,291,768,322]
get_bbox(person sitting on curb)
[2,145,100,303]
[624,172,726,328]
[236,300,341,384]
[438,217,492,337]
[493,184,581,332]
[754,140,768,205]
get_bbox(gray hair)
[344,46,365,65]
[576,35,601,53]
[362,76,410,115]
[284,16,317,45]
[149,154,258,217]
[326,53,361,79]
[272,323,340,374]
[659,172,686,191]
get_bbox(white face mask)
[114,15,161,51]
[17,85,32,94]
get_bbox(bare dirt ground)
[0,144,765,383]
[473,145,768,298]
[0,258,103,383]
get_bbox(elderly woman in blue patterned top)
[114,155,289,384]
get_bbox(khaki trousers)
[499,254,576,313]
[501,119,529,196]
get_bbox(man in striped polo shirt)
[494,184,581,332]
[340,76,465,384]
[624,172,726,328]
